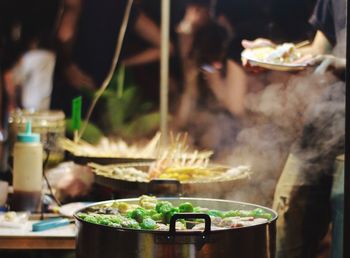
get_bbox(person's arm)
[122,13,171,66]
[3,70,16,111]
[204,59,247,117]
[56,0,95,89]
[313,54,346,74]
[175,15,201,128]
[299,30,333,56]
[57,0,81,63]
[175,64,199,128]
[300,31,345,73]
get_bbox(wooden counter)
[0,219,75,250]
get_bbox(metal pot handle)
[169,213,211,235]
[147,179,182,196]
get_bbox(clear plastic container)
[8,109,66,166]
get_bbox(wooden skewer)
[295,40,310,49]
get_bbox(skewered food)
[60,132,213,161]
[77,195,272,231]
[59,133,162,159]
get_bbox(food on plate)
[241,42,312,67]
[76,195,273,231]
[264,43,301,64]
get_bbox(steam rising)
[242,71,343,206]
[182,33,346,206]
[186,69,345,207]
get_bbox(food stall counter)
[0,217,75,250]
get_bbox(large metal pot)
[75,197,277,258]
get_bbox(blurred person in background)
[51,0,165,121]
[9,39,56,111]
[0,0,59,182]
[217,0,317,63]
[174,0,247,157]
[0,0,59,112]
[242,0,346,257]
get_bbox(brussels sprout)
[81,214,98,224]
[121,219,141,229]
[238,210,253,217]
[252,209,272,220]
[223,210,240,218]
[108,215,123,224]
[140,218,157,230]
[207,210,224,218]
[193,206,209,212]
[164,207,179,224]
[156,201,173,214]
[179,202,194,213]
[151,213,164,222]
[131,207,147,223]
[77,213,87,219]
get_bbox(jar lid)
[17,122,40,143]
[9,109,65,126]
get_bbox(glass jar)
[8,109,66,167]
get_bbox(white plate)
[241,48,308,72]
[59,202,93,218]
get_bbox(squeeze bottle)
[12,121,43,212]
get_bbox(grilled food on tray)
[77,195,272,231]
[89,153,250,183]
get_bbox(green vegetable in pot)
[207,210,224,218]
[131,207,148,223]
[238,210,252,217]
[78,196,274,231]
[164,207,179,224]
[79,214,97,224]
[108,215,123,224]
[140,218,157,230]
[77,213,87,219]
[223,210,240,218]
[252,208,272,220]
[151,213,164,222]
[193,206,209,213]
[156,201,173,214]
[179,202,194,213]
[98,217,111,226]
[121,219,141,229]
[148,209,158,216]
